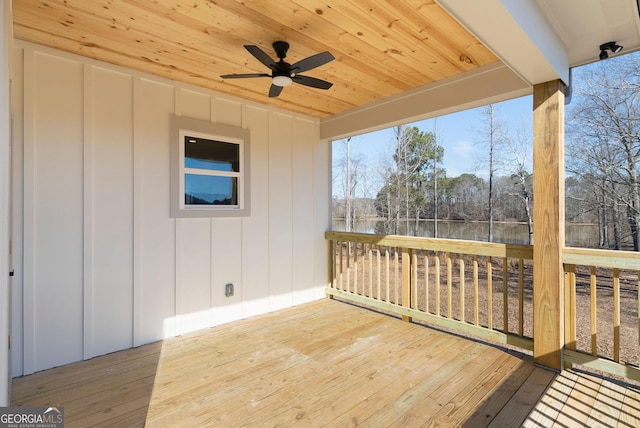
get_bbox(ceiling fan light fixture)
[272,75,292,87]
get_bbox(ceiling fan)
[220,41,334,98]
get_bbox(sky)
[333,95,534,192]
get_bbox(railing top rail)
[327,232,640,269]
[325,231,533,259]
[563,246,640,270]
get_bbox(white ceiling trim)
[438,0,569,86]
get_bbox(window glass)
[183,134,241,208]
[184,136,240,172]
[184,174,237,205]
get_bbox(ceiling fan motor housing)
[273,41,290,59]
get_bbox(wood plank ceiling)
[12,0,500,118]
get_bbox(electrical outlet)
[225,283,234,297]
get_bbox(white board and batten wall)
[10,42,330,376]
[1,0,13,405]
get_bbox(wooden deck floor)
[10,299,640,427]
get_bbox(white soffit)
[536,0,640,67]
[438,0,569,85]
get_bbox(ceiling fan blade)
[292,75,333,90]
[268,84,283,98]
[220,73,270,79]
[244,45,277,69]
[291,51,334,73]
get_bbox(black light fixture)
[599,41,623,60]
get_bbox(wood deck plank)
[553,370,601,426]
[525,369,577,427]
[146,305,392,426]
[349,342,496,426]
[462,356,537,425]
[180,316,450,426]
[395,351,524,427]
[66,383,155,427]
[314,331,478,427]
[586,377,626,428]
[149,305,411,421]
[13,354,160,406]
[259,323,440,426]
[11,341,163,400]
[618,385,640,427]
[487,366,556,427]
[10,299,640,427]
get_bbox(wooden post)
[533,80,566,371]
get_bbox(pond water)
[332,219,602,248]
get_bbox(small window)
[171,115,250,217]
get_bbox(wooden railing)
[325,231,534,352]
[326,231,640,382]
[563,247,640,381]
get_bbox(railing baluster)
[503,257,508,334]
[330,239,336,290]
[435,252,441,317]
[354,242,359,295]
[411,249,418,309]
[346,241,351,293]
[614,267,620,363]
[376,245,381,300]
[362,243,367,296]
[473,255,479,326]
[339,241,344,291]
[564,264,576,369]
[385,247,390,303]
[368,244,373,298]
[460,255,465,323]
[487,256,493,330]
[590,266,597,356]
[447,252,452,318]
[394,248,400,305]
[425,252,430,314]
[519,258,524,337]
[402,247,411,322]
[360,242,370,296]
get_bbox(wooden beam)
[320,63,529,140]
[532,79,565,370]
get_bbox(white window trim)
[178,129,244,210]
[170,115,251,218]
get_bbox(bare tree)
[567,53,640,250]
[477,104,507,242]
[503,122,534,244]
[566,131,623,248]
[443,174,486,220]
[332,137,363,232]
